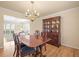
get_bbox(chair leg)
[13,47,17,56]
[16,50,19,57]
[44,44,47,51]
[39,45,43,57]
[13,50,16,56]
[32,53,36,57]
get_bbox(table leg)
[39,45,46,57]
[34,46,46,57]
[34,47,40,57]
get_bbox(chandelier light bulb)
[29,14,31,16]
[25,1,39,22]
[37,12,39,16]
[27,9,29,12]
[34,10,37,13]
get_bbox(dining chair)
[13,32,36,57]
[34,32,47,56]
[32,31,47,56]
[34,30,40,39]
[13,32,24,56]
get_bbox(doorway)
[4,15,30,52]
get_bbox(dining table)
[19,35,51,56]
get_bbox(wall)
[31,7,79,49]
[30,18,42,35]
[0,7,25,48]
[0,14,4,48]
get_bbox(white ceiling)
[0,1,79,17]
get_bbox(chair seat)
[21,46,35,54]
[21,43,26,48]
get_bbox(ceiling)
[0,1,79,17]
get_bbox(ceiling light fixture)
[25,1,39,22]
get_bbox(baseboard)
[62,43,79,50]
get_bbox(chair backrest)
[41,32,47,41]
[13,32,21,56]
[34,30,40,39]
[12,32,19,46]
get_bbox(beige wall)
[30,18,42,35]
[0,14,4,48]
[0,7,25,48]
[31,7,79,49]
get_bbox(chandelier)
[25,1,39,22]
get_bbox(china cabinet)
[43,16,61,47]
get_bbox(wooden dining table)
[19,35,51,56]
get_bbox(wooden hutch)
[43,16,61,47]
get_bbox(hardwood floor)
[43,44,79,57]
[0,42,79,57]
